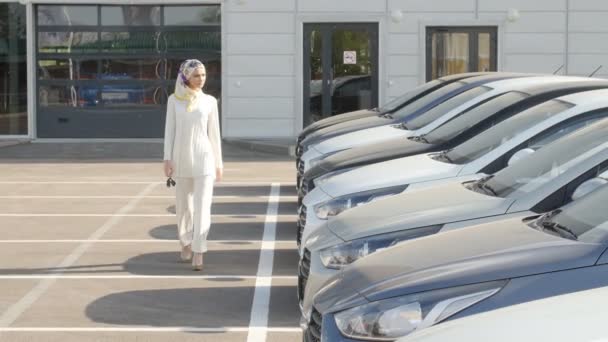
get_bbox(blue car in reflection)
[79,74,146,107]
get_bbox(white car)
[298,118,608,318]
[299,75,596,174]
[398,286,608,342]
[299,88,608,252]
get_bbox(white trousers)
[175,176,215,253]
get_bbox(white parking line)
[0,239,277,243]
[0,275,297,280]
[0,214,249,217]
[247,183,280,342]
[0,327,301,333]
[0,183,158,329]
[0,181,295,186]
[0,195,298,200]
[0,214,297,219]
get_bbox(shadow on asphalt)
[84,285,299,328]
[0,250,299,276]
[122,250,298,276]
[149,221,297,242]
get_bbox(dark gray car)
[304,183,608,342]
[298,80,608,203]
[296,72,490,155]
[297,73,529,160]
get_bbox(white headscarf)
[174,59,205,112]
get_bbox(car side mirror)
[572,177,608,201]
[508,148,535,166]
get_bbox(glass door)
[303,23,378,126]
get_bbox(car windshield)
[379,79,443,112]
[440,99,574,164]
[483,122,608,198]
[392,81,467,119]
[424,92,529,144]
[404,86,493,130]
[537,184,608,243]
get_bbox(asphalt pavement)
[0,142,301,342]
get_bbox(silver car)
[298,116,608,321]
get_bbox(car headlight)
[314,185,409,220]
[334,281,506,341]
[318,225,442,269]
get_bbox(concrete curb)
[0,140,31,149]
[224,139,295,157]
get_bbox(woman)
[163,59,223,271]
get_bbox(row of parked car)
[294,72,608,342]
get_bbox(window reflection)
[35,4,221,137]
[164,31,221,52]
[101,85,166,107]
[101,59,161,80]
[37,5,97,26]
[38,32,98,53]
[100,32,160,53]
[431,32,470,80]
[39,85,97,108]
[0,3,27,135]
[164,6,221,26]
[101,6,160,26]
[478,33,491,72]
[308,29,322,122]
[38,59,98,80]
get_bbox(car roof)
[460,72,533,84]
[437,72,494,82]
[557,88,608,106]
[519,78,608,95]
[480,76,594,91]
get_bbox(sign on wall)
[343,51,357,64]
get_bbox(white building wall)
[224,0,296,139]
[8,0,608,140]
[568,0,608,78]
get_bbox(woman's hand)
[216,168,223,182]
[163,160,174,178]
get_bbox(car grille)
[298,248,311,306]
[298,178,316,207]
[297,205,307,247]
[297,159,305,190]
[304,307,323,342]
[296,143,303,158]
[307,179,316,194]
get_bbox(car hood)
[314,217,604,314]
[301,109,378,137]
[305,137,437,180]
[317,154,462,198]
[313,124,411,154]
[302,116,390,147]
[327,181,510,241]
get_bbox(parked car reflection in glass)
[310,75,371,121]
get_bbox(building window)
[0,3,27,135]
[426,26,497,81]
[35,4,221,138]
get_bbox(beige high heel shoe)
[192,253,204,271]
[180,245,192,262]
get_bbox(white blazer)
[163,93,223,178]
